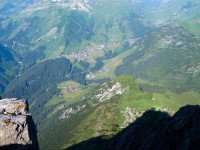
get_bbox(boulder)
[0,98,38,150]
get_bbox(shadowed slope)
[66,105,200,150]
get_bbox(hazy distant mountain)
[0,0,151,60]
[132,0,200,26]
[132,0,172,6]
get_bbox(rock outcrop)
[0,98,38,150]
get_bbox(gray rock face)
[0,98,38,150]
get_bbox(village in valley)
[56,42,116,90]
[56,44,106,82]
[56,44,105,61]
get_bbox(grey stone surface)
[0,98,29,115]
[0,98,38,150]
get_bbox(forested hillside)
[2,58,72,99]
[0,44,19,93]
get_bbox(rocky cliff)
[0,98,38,150]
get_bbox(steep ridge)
[67,105,200,150]
[106,105,200,150]
[0,98,38,150]
[38,75,174,150]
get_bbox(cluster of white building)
[86,72,95,80]
[90,44,105,51]
[56,44,105,60]
[66,52,88,60]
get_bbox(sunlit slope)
[38,74,200,150]
[39,75,155,150]
[0,0,151,59]
[115,25,200,93]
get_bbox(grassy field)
[93,47,137,80]
[179,20,200,41]
[45,81,91,118]
[153,90,200,112]
[46,81,91,106]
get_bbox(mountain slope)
[38,75,175,150]
[1,1,200,150]
[66,105,200,150]
[0,0,151,60]
[0,44,19,93]
[0,0,37,17]
[2,58,72,100]
[105,105,200,150]
[115,25,200,93]
[132,0,200,26]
